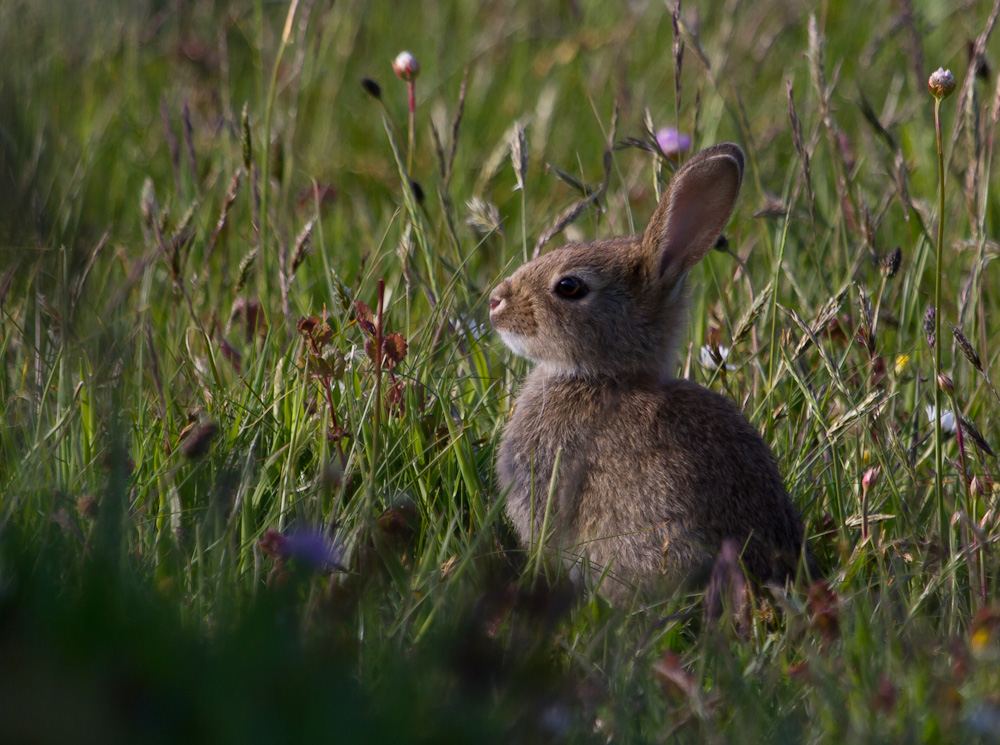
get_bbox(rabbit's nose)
[489,280,510,312]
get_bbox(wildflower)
[259,527,344,572]
[699,344,737,371]
[970,607,1000,654]
[393,51,420,170]
[925,404,957,434]
[655,127,692,158]
[392,51,420,81]
[894,354,911,376]
[862,466,881,491]
[937,372,955,395]
[927,67,957,100]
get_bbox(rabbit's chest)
[497,378,646,544]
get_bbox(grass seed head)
[360,77,382,99]
[510,123,528,192]
[924,305,937,348]
[465,197,502,236]
[881,246,902,278]
[952,326,984,372]
[240,103,253,170]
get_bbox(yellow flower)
[972,625,993,653]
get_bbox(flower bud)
[937,372,955,395]
[928,67,956,100]
[393,51,420,81]
[971,476,983,498]
[862,466,881,492]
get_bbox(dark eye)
[553,276,588,300]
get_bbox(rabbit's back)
[498,373,805,594]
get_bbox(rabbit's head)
[489,143,744,381]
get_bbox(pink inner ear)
[656,156,741,280]
[658,187,711,278]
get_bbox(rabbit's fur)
[490,143,809,600]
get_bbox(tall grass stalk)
[260,0,301,309]
[367,279,385,513]
[932,93,947,541]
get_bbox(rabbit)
[489,143,810,601]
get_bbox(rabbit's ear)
[642,143,744,284]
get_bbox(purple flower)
[259,527,344,572]
[655,128,692,157]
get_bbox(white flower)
[699,344,737,371]
[924,404,957,434]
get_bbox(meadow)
[3,0,1000,741]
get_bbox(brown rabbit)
[490,143,809,601]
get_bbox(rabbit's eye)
[554,276,588,300]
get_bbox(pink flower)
[862,466,881,492]
[655,128,692,157]
[927,67,956,100]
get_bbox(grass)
[3,0,1000,741]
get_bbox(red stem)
[375,279,385,415]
